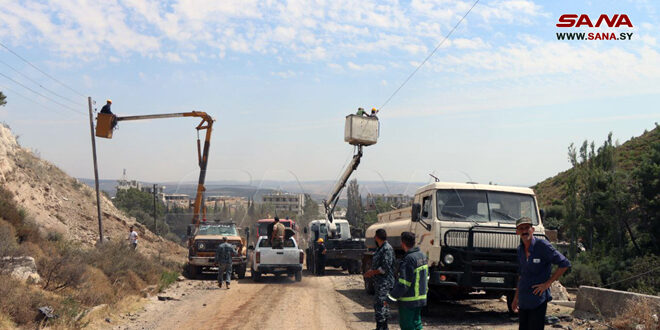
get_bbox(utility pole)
[87,97,104,243]
[153,184,158,234]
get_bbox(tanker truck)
[362,181,547,313]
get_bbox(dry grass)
[610,296,660,329]
[76,266,115,306]
[0,275,52,325]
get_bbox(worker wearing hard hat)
[316,238,327,276]
[369,108,379,118]
[100,99,113,114]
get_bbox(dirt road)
[112,269,577,330]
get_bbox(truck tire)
[252,270,261,282]
[295,270,302,282]
[364,277,375,295]
[237,264,246,279]
[187,264,200,279]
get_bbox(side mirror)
[187,224,194,236]
[539,209,545,221]
[303,227,308,234]
[411,203,421,222]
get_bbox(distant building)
[262,192,307,215]
[163,194,190,210]
[206,196,248,211]
[365,193,413,211]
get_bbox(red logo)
[557,14,633,28]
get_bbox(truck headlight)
[444,254,454,265]
[198,242,205,250]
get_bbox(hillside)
[533,124,660,207]
[0,123,186,262]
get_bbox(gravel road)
[112,268,579,330]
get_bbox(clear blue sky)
[0,0,658,188]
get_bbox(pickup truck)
[249,236,304,282]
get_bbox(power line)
[0,72,85,115]
[0,83,79,117]
[604,265,660,288]
[378,0,481,111]
[0,41,87,98]
[0,59,85,106]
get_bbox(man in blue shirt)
[513,217,571,330]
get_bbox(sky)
[0,0,658,191]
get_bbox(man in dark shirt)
[364,229,395,330]
[512,217,570,330]
[216,237,237,289]
[100,99,113,114]
[316,238,327,276]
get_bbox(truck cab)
[187,221,247,279]
[364,182,546,313]
[304,219,364,274]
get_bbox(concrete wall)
[574,285,660,318]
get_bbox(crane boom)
[96,111,214,237]
[323,145,363,222]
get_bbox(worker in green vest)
[387,232,428,330]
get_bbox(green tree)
[114,188,169,236]
[633,139,660,254]
[346,179,363,229]
[0,91,6,107]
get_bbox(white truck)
[248,236,304,282]
[304,219,364,274]
[363,181,547,313]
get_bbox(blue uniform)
[216,242,236,284]
[372,241,395,323]
[517,237,570,309]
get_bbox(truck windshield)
[198,224,238,236]
[436,189,538,224]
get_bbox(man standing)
[387,232,427,330]
[364,229,395,330]
[512,217,570,330]
[271,217,285,249]
[100,99,113,114]
[128,226,138,249]
[216,237,237,289]
[316,238,327,276]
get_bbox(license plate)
[481,276,504,284]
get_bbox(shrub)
[76,266,114,306]
[38,243,85,291]
[0,275,53,325]
[610,297,660,329]
[0,219,18,257]
[158,271,179,292]
[563,262,602,287]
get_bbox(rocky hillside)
[0,123,185,262]
[533,124,660,207]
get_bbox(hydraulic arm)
[323,145,363,222]
[95,111,214,238]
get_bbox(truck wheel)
[252,270,261,282]
[237,265,246,279]
[364,277,375,295]
[295,270,302,282]
[187,264,200,279]
[505,292,516,315]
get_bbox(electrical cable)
[0,41,87,98]
[378,0,481,111]
[0,83,79,117]
[0,59,85,106]
[0,72,85,115]
[603,265,660,288]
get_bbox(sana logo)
[556,14,633,28]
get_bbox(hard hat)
[317,238,324,243]
[107,99,112,104]
[371,108,378,112]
